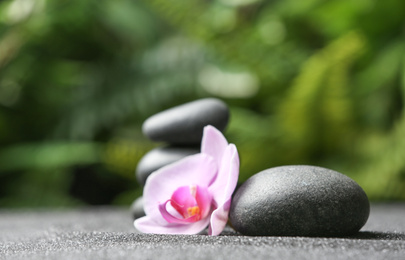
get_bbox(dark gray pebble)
[142,98,229,145]
[136,146,199,186]
[131,197,145,220]
[230,165,370,237]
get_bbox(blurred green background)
[1,0,405,208]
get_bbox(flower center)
[159,184,212,224]
[171,185,201,220]
[187,206,200,218]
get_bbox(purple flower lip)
[134,125,240,235]
[159,185,212,224]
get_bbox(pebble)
[136,146,199,186]
[229,165,370,237]
[131,197,145,220]
[142,98,229,145]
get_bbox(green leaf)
[0,142,101,172]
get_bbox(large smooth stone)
[142,98,229,145]
[230,165,370,237]
[136,146,199,186]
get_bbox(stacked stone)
[131,98,230,219]
[130,98,371,237]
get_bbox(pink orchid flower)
[134,125,240,235]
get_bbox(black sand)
[1,204,404,259]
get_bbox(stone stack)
[131,98,230,219]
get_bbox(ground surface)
[0,203,404,259]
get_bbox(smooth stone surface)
[136,146,199,186]
[130,197,145,220]
[230,165,370,237]
[142,98,229,144]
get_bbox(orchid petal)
[135,216,210,235]
[208,199,232,236]
[201,125,228,165]
[143,154,217,225]
[207,144,239,236]
[135,124,240,236]
[159,200,201,224]
[159,185,212,224]
[195,185,213,219]
[170,186,198,215]
[209,144,239,206]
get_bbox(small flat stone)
[130,197,145,220]
[230,165,370,237]
[142,98,229,145]
[136,146,199,186]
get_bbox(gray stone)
[130,197,145,220]
[230,165,370,237]
[136,146,199,186]
[142,98,229,145]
